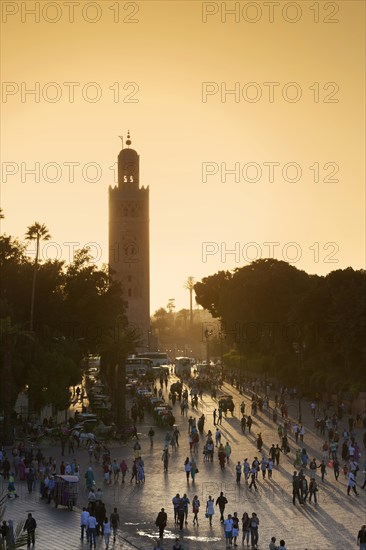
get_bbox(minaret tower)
[109,132,150,346]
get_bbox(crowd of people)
[1,368,366,549]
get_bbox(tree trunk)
[30,240,39,332]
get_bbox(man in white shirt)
[224,514,233,548]
[87,513,98,548]
[80,507,90,541]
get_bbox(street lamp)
[204,328,213,365]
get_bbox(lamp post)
[204,328,213,366]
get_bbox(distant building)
[108,132,150,347]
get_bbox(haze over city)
[2,0,364,312]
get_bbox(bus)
[125,357,153,376]
[136,352,169,367]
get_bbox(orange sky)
[1,0,365,312]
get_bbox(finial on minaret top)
[126,130,131,147]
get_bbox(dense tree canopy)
[1,228,137,439]
[194,259,366,396]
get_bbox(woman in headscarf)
[85,466,94,490]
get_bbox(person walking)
[292,472,302,505]
[190,458,197,482]
[182,493,190,525]
[85,466,94,490]
[224,442,232,463]
[103,517,111,548]
[236,461,242,483]
[184,457,191,481]
[243,459,250,481]
[26,467,35,494]
[224,514,233,548]
[130,460,138,483]
[177,496,186,531]
[309,478,318,504]
[249,466,258,492]
[155,508,167,539]
[247,416,253,433]
[268,458,274,479]
[232,512,239,547]
[300,425,305,442]
[357,525,366,550]
[206,496,215,527]
[192,495,200,525]
[300,475,309,503]
[120,460,128,483]
[1,521,9,544]
[23,513,37,548]
[87,512,98,548]
[249,512,259,550]
[95,501,106,536]
[260,457,268,479]
[80,507,90,541]
[7,473,19,499]
[215,491,228,523]
[172,494,181,525]
[241,512,250,546]
[6,520,15,548]
[148,427,155,447]
[333,457,340,481]
[110,507,120,543]
[347,471,359,496]
[162,449,169,472]
[111,460,120,482]
[274,444,281,466]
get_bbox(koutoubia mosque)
[108,132,150,348]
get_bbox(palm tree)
[183,276,196,328]
[25,222,51,331]
[166,298,175,314]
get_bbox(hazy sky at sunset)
[1,0,365,312]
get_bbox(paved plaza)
[1,377,365,549]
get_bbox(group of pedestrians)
[0,512,37,549]
[158,489,292,550]
[80,504,120,548]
